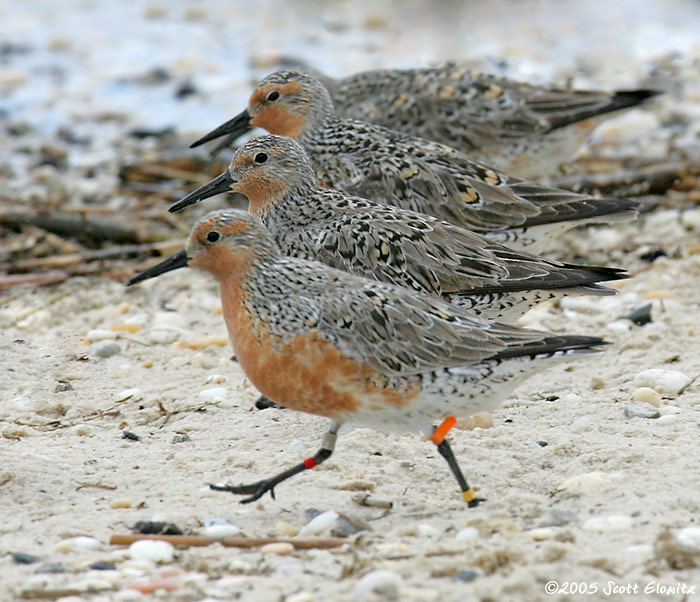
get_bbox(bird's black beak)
[127,249,189,286]
[190,109,251,148]
[168,171,234,213]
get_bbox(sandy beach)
[1,1,700,600]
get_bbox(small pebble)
[227,557,255,573]
[299,510,339,536]
[529,528,553,541]
[619,302,653,325]
[375,543,413,559]
[351,493,393,509]
[90,561,116,570]
[115,388,142,402]
[172,434,191,444]
[198,387,228,402]
[290,439,308,452]
[203,517,232,527]
[455,527,479,542]
[353,569,402,601]
[286,592,314,602]
[542,509,577,527]
[89,341,121,359]
[454,569,479,583]
[634,369,691,394]
[177,335,228,349]
[145,326,187,345]
[557,471,612,493]
[203,524,241,539]
[12,552,40,564]
[122,431,141,441]
[36,562,64,573]
[85,329,118,342]
[417,524,440,538]
[677,527,700,551]
[591,375,604,390]
[261,542,295,555]
[61,577,112,593]
[631,387,661,407]
[116,588,151,601]
[332,513,370,538]
[607,320,631,334]
[111,322,142,333]
[110,498,133,509]
[625,544,654,562]
[624,401,660,419]
[126,577,179,593]
[134,521,183,535]
[73,424,91,437]
[55,536,102,553]
[206,575,254,596]
[657,415,679,425]
[275,521,299,536]
[456,411,493,430]
[583,515,633,532]
[661,405,682,415]
[206,374,227,384]
[128,540,174,563]
[639,248,666,262]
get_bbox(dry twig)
[109,534,346,549]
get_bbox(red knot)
[127,209,609,504]
[188,70,640,254]
[171,133,629,323]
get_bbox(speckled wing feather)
[331,66,546,151]
[272,190,511,294]
[305,119,637,233]
[307,120,539,231]
[263,258,547,377]
[330,64,658,153]
[269,188,620,298]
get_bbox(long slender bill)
[190,109,251,148]
[127,249,189,286]
[168,172,234,213]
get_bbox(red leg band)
[303,457,316,469]
[430,415,457,445]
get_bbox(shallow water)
[2,0,699,142]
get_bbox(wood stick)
[109,534,346,549]
[0,271,69,288]
[0,210,170,245]
[2,239,185,273]
[547,161,700,197]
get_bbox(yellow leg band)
[462,488,476,503]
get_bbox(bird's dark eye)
[254,152,268,164]
[266,90,280,102]
[206,231,221,243]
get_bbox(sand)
[1,1,700,600]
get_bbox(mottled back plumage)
[308,63,660,177]
[172,134,628,321]
[190,70,639,253]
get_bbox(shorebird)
[127,209,608,504]
[322,64,659,178]
[171,134,629,323]
[188,70,639,254]
[206,64,659,178]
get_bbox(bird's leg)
[430,416,483,507]
[211,420,341,504]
